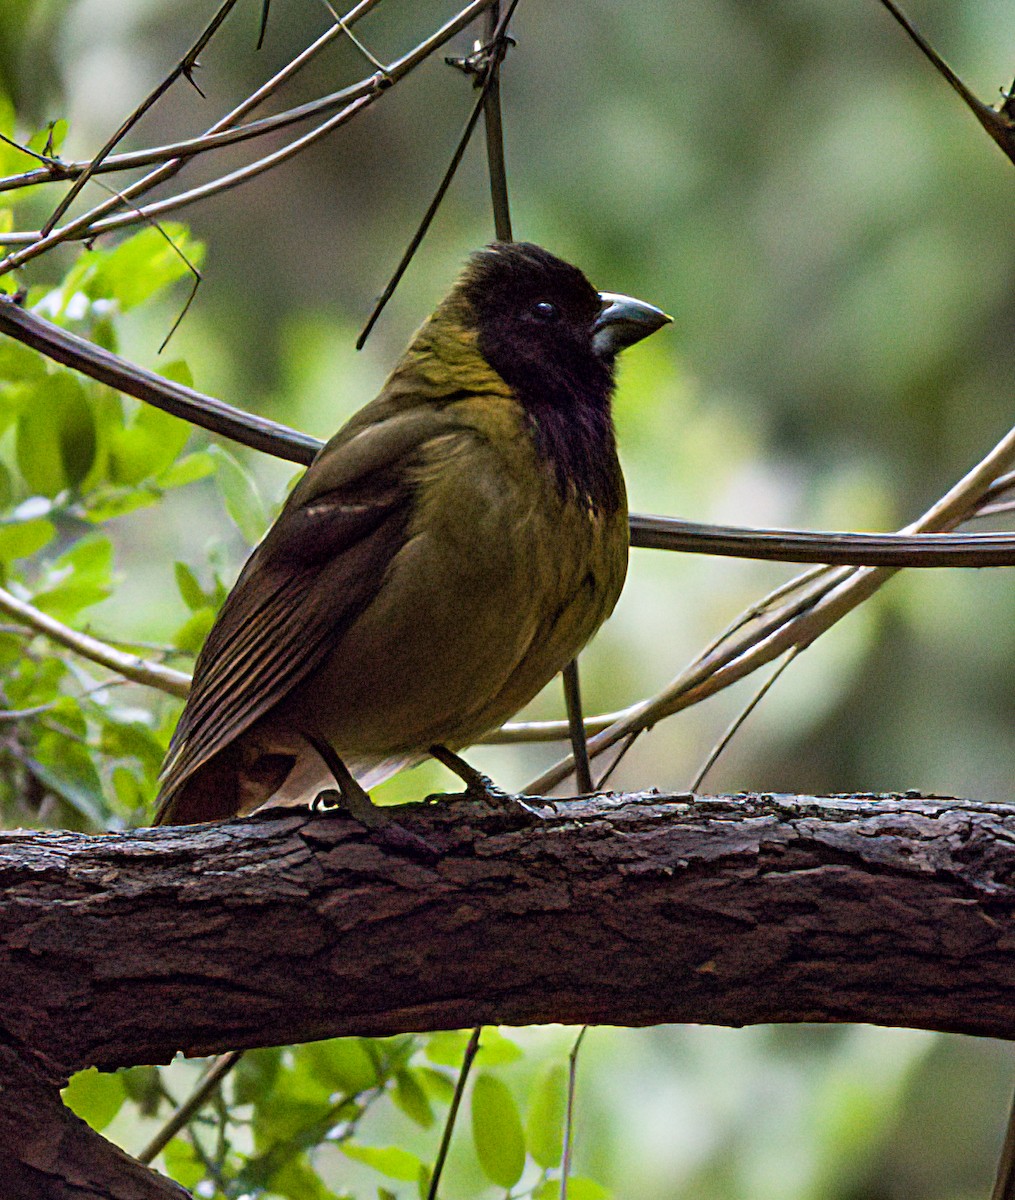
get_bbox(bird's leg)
[306,734,438,861]
[306,733,379,822]
[428,745,544,816]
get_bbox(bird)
[154,242,670,826]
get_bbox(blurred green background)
[3,1,1015,1197]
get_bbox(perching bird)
[154,242,669,825]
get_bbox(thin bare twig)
[83,174,204,354]
[0,0,495,270]
[137,1051,244,1166]
[877,0,1015,165]
[481,2,513,242]
[560,1027,587,1200]
[687,647,801,792]
[356,0,518,347]
[562,660,593,793]
[426,1027,482,1200]
[0,584,190,698]
[40,0,244,236]
[529,415,1015,792]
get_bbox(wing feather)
[153,407,460,818]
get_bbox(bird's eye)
[531,301,559,321]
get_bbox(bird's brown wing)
[155,408,454,821]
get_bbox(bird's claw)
[311,788,440,863]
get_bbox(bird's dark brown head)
[459,242,611,411]
[457,242,666,512]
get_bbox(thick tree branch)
[5,790,1015,1198]
[0,1046,187,1199]
[4,792,1015,1077]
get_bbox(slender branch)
[562,661,593,793]
[627,514,1015,567]
[0,298,319,465]
[426,1027,482,1200]
[560,1027,587,1200]
[0,2,389,199]
[481,2,513,242]
[687,647,800,792]
[356,82,490,347]
[0,85,362,194]
[0,0,496,268]
[0,584,190,698]
[137,1051,244,1167]
[530,415,1015,791]
[12,294,1015,571]
[877,0,1015,165]
[356,0,518,347]
[39,0,244,235]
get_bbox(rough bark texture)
[4,791,1015,1197]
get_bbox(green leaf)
[156,450,215,490]
[6,653,65,707]
[253,1094,334,1150]
[23,750,105,826]
[82,485,161,523]
[159,359,194,388]
[233,1046,283,1105]
[417,1163,431,1200]
[55,532,113,581]
[108,401,191,486]
[342,1143,424,1184]
[33,535,114,618]
[303,1037,380,1096]
[100,720,166,775]
[267,1156,334,1200]
[162,1138,206,1191]
[110,765,145,815]
[527,1065,567,1169]
[173,607,214,654]
[422,1030,470,1067]
[0,517,54,563]
[61,1068,126,1132]
[418,1066,456,1104]
[476,1028,524,1065]
[0,336,48,383]
[17,372,97,496]
[120,1065,164,1118]
[32,578,111,618]
[556,1180,611,1200]
[471,1073,526,1189]
[27,119,68,157]
[392,1069,434,1128]
[209,444,269,544]
[0,97,38,177]
[175,561,207,611]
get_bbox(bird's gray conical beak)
[593,291,672,359]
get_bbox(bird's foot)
[312,788,440,863]
[428,744,546,818]
[307,734,439,862]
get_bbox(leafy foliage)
[0,215,279,831]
